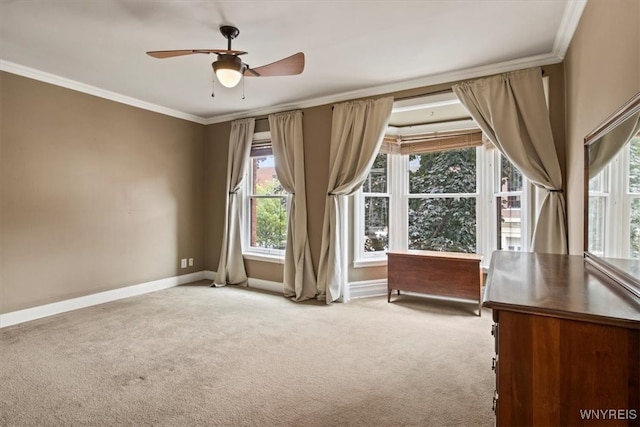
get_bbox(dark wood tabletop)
[483,251,640,329]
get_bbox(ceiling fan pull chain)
[242,74,246,100]
[211,74,215,98]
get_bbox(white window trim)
[353,145,534,270]
[598,145,635,259]
[587,160,610,257]
[354,153,392,267]
[241,131,287,264]
[483,149,533,258]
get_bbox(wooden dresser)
[483,251,640,426]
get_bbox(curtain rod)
[394,68,546,102]
[264,68,548,115]
[255,111,305,122]
[393,88,454,102]
[393,69,545,103]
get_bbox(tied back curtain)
[268,111,317,301]
[589,112,640,178]
[317,97,394,303]
[452,68,567,254]
[214,118,255,287]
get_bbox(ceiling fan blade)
[147,49,247,59]
[244,52,305,77]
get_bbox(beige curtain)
[453,67,567,254]
[589,113,640,178]
[317,97,394,303]
[268,111,317,301]
[214,118,255,286]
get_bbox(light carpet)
[1,280,495,426]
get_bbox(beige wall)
[564,0,640,254]
[203,121,230,275]
[204,65,566,285]
[2,11,587,313]
[0,72,205,313]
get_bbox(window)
[587,162,608,257]
[493,150,526,252]
[590,135,640,258]
[361,153,390,255]
[408,148,477,252]
[243,134,288,260]
[354,131,532,268]
[628,136,640,257]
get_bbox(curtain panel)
[589,113,640,178]
[214,118,255,287]
[452,67,567,254]
[268,110,317,301]
[317,96,394,303]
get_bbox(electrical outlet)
[188,258,194,266]
[180,258,187,268]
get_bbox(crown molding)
[552,0,588,58]
[0,53,562,127]
[201,1,587,124]
[2,0,586,127]
[203,52,563,124]
[0,60,208,124]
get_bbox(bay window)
[354,129,532,268]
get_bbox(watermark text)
[579,409,637,421]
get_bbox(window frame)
[241,132,288,264]
[590,141,640,259]
[353,139,534,269]
[485,148,532,254]
[354,153,392,267]
[625,142,640,257]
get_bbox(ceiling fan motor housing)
[220,25,240,40]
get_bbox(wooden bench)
[387,250,484,316]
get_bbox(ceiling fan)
[146,25,305,90]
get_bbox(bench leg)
[387,290,391,303]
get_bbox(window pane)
[628,137,640,193]
[589,170,605,192]
[409,148,476,194]
[587,196,605,256]
[408,197,476,253]
[250,197,287,250]
[364,196,389,252]
[496,195,522,251]
[500,155,523,192]
[363,153,387,193]
[252,156,284,195]
[630,198,640,258]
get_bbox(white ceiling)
[0,0,586,124]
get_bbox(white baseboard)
[0,271,206,328]
[346,279,388,301]
[1,273,386,328]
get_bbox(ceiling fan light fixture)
[213,55,244,88]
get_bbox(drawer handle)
[491,323,497,336]
[492,391,498,413]
[491,357,497,372]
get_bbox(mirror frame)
[584,92,640,299]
